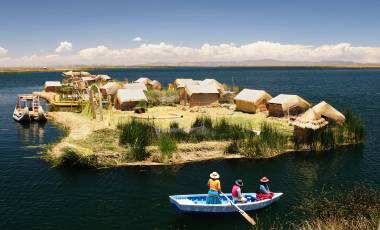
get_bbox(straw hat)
[260,177,269,183]
[235,179,243,186]
[210,172,220,179]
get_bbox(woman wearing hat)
[256,177,274,200]
[206,172,222,204]
[231,179,247,203]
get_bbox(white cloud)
[1,41,380,67]
[55,41,73,53]
[132,37,143,42]
[0,47,8,56]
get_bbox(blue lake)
[0,67,379,229]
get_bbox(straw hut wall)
[115,89,147,111]
[234,89,272,113]
[312,101,345,124]
[44,81,62,92]
[268,94,310,117]
[184,84,219,107]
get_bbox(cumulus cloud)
[1,41,380,67]
[0,47,8,56]
[55,41,73,53]
[132,37,143,42]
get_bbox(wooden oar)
[220,192,256,226]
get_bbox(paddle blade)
[240,211,256,226]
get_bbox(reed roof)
[116,89,147,103]
[291,108,328,130]
[100,82,119,95]
[312,101,345,124]
[269,94,310,110]
[185,84,219,96]
[123,82,147,91]
[234,89,272,104]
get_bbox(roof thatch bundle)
[234,89,272,113]
[123,83,147,91]
[44,81,62,92]
[115,89,147,111]
[134,77,152,85]
[202,79,225,94]
[96,74,112,82]
[268,94,310,117]
[100,82,119,96]
[291,108,328,130]
[149,80,162,90]
[174,78,201,88]
[312,101,345,124]
[184,84,220,107]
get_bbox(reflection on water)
[15,121,47,144]
[0,68,379,229]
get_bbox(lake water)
[0,67,379,229]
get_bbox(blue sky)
[0,0,380,65]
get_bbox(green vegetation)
[118,119,157,160]
[145,89,179,107]
[58,147,98,168]
[243,122,289,157]
[294,110,365,151]
[293,185,380,230]
[256,185,380,230]
[157,133,177,162]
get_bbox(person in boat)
[206,172,222,204]
[231,179,247,203]
[256,177,274,200]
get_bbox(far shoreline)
[1,64,380,73]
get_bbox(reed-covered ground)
[45,105,363,168]
[46,106,291,167]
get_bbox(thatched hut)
[115,89,147,111]
[123,83,147,91]
[234,89,272,113]
[149,80,162,90]
[100,82,119,99]
[202,79,225,95]
[134,77,152,85]
[96,74,112,82]
[268,94,310,117]
[291,108,329,141]
[184,84,220,107]
[312,101,345,124]
[173,79,203,104]
[44,81,62,92]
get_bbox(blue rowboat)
[169,193,283,214]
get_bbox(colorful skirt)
[206,189,221,204]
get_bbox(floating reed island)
[35,71,364,168]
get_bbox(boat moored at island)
[169,192,283,214]
[13,95,47,122]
